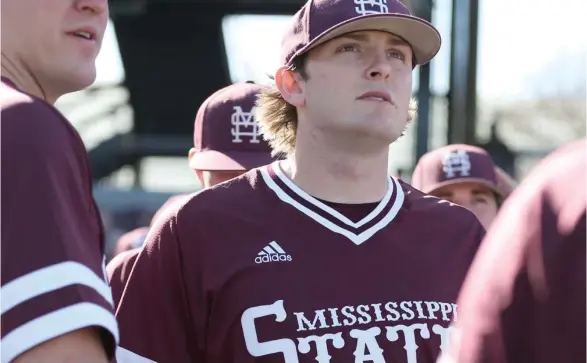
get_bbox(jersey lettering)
[242,299,459,362]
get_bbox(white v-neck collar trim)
[272,162,394,228]
[260,161,405,245]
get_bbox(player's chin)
[63,66,97,93]
[349,125,399,145]
[364,118,402,136]
[370,124,405,144]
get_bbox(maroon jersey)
[107,248,141,309]
[1,77,118,361]
[439,139,586,363]
[115,161,484,363]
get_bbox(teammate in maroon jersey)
[106,198,186,310]
[1,1,117,362]
[437,138,586,363]
[411,144,515,229]
[115,0,485,362]
[107,81,278,308]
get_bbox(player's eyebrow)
[338,32,411,47]
[472,189,492,196]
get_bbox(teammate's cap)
[411,144,504,197]
[280,0,441,67]
[189,81,275,171]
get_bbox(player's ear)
[188,148,196,160]
[188,148,197,169]
[275,66,305,107]
[188,148,205,185]
[195,169,205,188]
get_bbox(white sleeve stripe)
[1,261,114,315]
[1,302,119,363]
[116,347,158,363]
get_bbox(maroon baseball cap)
[189,82,276,171]
[411,144,504,197]
[281,0,441,67]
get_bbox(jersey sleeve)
[115,208,197,363]
[1,101,118,361]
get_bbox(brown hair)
[256,55,418,157]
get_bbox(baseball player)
[1,1,117,362]
[107,81,278,308]
[114,1,485,362]
[438,138,586,363]
[411,144,516,229]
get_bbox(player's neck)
[1,54,54,104]
[283,142,389,204]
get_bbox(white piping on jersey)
[260,162,405,245]
[1,302,119,363]
[272,161,393,228]
[1,261,114,315]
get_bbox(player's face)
[299,30,413,148]
[432,182,499,229]
[1,0,109,99]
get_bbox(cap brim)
[424,178,504,198]
[297,14,441,66]
[189,150,275,171]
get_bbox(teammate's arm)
[115,208,197,363]
[13,328,109,363]
[1,102,118,362]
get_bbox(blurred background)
[53,0,586,258]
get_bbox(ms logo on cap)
[354,0,389,15]
[442,150,471,178]
[231,105,261,144]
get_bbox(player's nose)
[75,0,109,16]
[365,52,393,81]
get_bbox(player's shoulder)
[400,178,480,226]
[177,168,268,220]
[2,80,64,124]
[107,248,141,283]
[1,78,35,107]
[526,138,585,192]
[1,80,76,145]
[506,139,585,231]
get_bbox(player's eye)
[474,197,489,204]
[388,49,406,61]
[337,44,360,53]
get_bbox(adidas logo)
[255,241,292,264]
